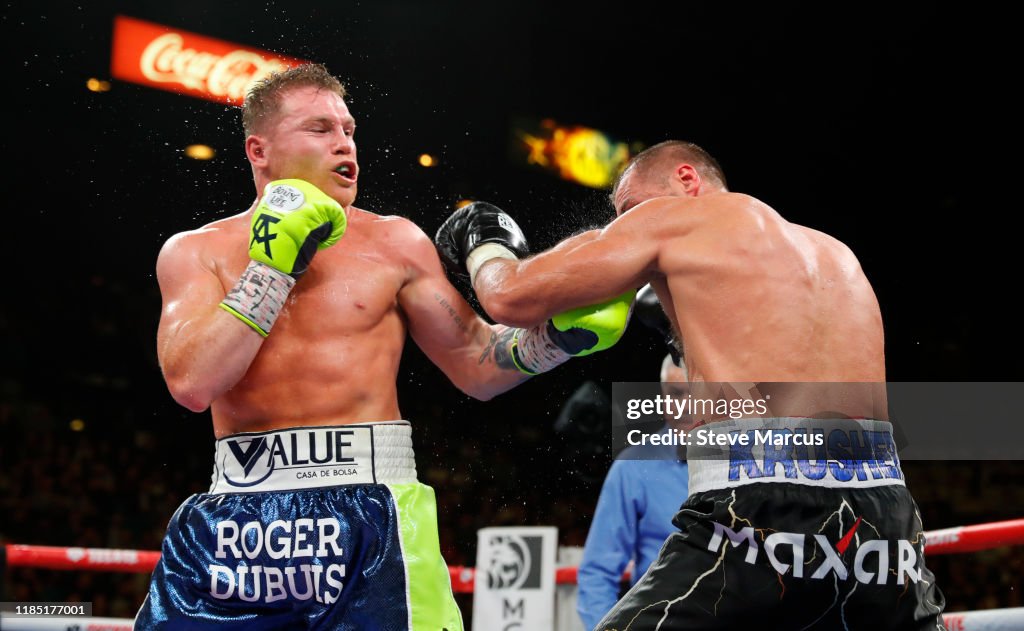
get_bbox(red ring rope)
[5,517,1023,594]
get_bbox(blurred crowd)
[1,381,1021,621]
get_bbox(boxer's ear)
[247,135,269,168]
[673,163,702,197]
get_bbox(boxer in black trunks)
[435,140,946,630]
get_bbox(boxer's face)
[261,86,359,208]
[615,162,705,216]
[613,168,667,216]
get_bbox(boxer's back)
[655,193,885,397]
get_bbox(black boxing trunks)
[596,418,946,631]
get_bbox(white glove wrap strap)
[514,323,571,374]
[467,243,518,285]
[219,260,296,337]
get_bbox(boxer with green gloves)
[146,63,637,631]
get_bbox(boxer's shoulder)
[344,207,425,242]
[321,208,441,283]
[672,192,782,238]
[162,211,249,252]
[158,212,250,277]
[356,209,444,266]
[616,194,740,238]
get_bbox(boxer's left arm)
[394,218,534,400]
[398,219,632,399]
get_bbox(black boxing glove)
[636,284,682,364]
[434,202,530,282]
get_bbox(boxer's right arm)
[436,199,664,327]
[435,202,636,375]
[159,179,347,411]
[156,232,265,412]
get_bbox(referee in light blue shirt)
[577,354,691,631]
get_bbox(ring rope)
[3,518,1023,630]
[6,517,1023,593]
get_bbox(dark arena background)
[2,1,1020,627]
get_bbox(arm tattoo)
[484,328,521,371]
[433,292,470,334]
[432,293,523,373]
[478,331,498,364]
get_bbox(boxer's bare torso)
[160,207,418,436]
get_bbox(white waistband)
[209,422,416,494]
[687,417,905,495]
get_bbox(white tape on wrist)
[514,323,572,374]
[466,243,518,285]
[219,260,296,336]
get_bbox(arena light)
[86,78,111,92]
[512,117,634,188]
[184,144,216,160]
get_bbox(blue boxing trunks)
[596,418,946,631]
[135,421,462,630]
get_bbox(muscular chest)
[218,231,405,332]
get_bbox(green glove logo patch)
[251,214,281,258]
[265,184,306,212]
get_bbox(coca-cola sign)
[111,15,308,105]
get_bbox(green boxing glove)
[510,289,636,375]
[247,179,347,276]
[220,179,347,336]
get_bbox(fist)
[549,289,637,357]
[249,179,347,278]
[434,201,530,278]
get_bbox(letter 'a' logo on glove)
[250,214,281,258]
